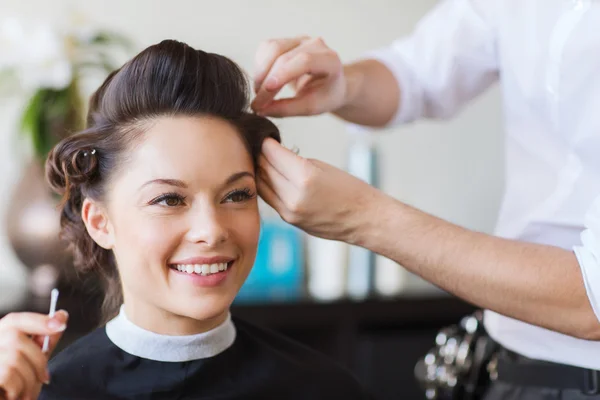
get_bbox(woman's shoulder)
[48,325,112,370]
[40,326,113,399]
[231,317,372,399]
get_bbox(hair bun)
[73,148,99,180]
[46,135,101,200]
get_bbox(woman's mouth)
[168,260,234,287]
[169,262,231,276]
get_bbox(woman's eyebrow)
[139,178,188,191]
[138,172,254,192]
[224,171,255,186]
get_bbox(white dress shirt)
[368,0,600,369]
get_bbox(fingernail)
[48,318,66,332]
[44,369,51,384]
[265,76,278,90]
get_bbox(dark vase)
[5,160,72,298]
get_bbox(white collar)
[105,305,236,362]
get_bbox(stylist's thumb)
[37,310,69,356]
[0,310,71,356]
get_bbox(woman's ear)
[81,198,114,250]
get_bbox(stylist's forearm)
[333,60,400,127]
[353,192,600,339]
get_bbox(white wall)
[0,0,504,291]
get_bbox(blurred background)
[0,1,503,399]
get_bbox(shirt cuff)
[574,200,600,323]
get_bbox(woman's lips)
[170,256,235,265]
[168,261,234,287]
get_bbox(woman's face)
[89,116,260,334]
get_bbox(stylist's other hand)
[258,138,376,243]
[251,36,347,117]
[0,310,69,400]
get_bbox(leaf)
[89,31,133,51]
[20,88,77,161]
[37,90,64,159]
[20,90,47,160]
[46,89,69,120]
[14,28,134,161]
[20,90,44,141]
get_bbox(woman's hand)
[0,310,69,400]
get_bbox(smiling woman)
[0,40,371,400]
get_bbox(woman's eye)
[162,197,183,207]
[150,193,186,207]
[224,189,254,203]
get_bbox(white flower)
[0,17,74,91]
[0,17,26,70]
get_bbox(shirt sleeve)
[363,0,500,126]
[574,195,600,323]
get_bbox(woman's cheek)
[234,207,260,238]
[232,212,261,257]
[118,213,183,258]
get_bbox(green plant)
[0,18,131,161]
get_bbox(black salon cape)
[39,317,371,399]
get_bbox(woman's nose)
[185,207,229,247]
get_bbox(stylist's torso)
[371,0,600,368]
[488,0,600,370]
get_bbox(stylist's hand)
[0,310,69,400]
[251,36,347,117]
[258,138,378,243]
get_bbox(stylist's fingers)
[0,312,67,337]
[253,37,339,112]
[268,48,341,92]
[256,95,321,118]
[253,36,309,92]
[255,50,342,117]
[252,44,309,111]
[261,138,309,184]
[294,73,319,94]
[0,334,42,400]
[257,172,285,214]
[0,357,26,400]
[9,331,51,384]
[259,155,297,196]
[32,310,69,356]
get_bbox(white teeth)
[173,262,231,275]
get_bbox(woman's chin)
[162,261,248,328]
[169,295,234,327]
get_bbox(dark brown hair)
[45,39,280,322]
